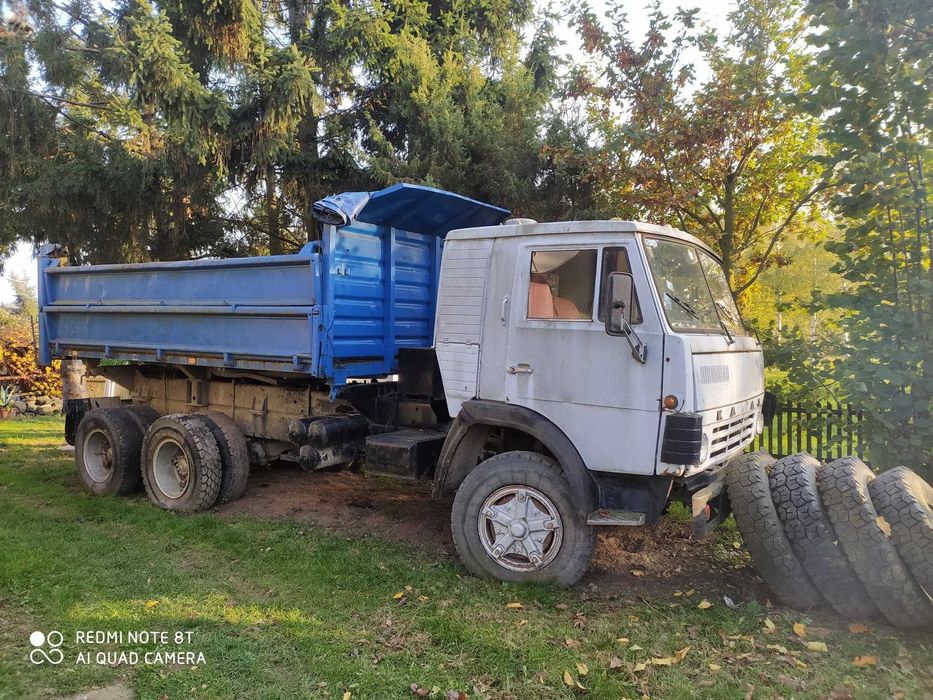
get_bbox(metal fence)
[748,402,865,461]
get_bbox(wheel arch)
[432,400,597,513]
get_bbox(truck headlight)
[755,411,765,435]
[699,434,710,464]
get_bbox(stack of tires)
[74,408,250,513]
[727,452,933,629]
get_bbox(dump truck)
[38,184,933,627]
[39,183,764,585]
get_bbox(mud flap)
[691,477,731,539]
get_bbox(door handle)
[507,363,533,375]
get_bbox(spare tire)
[200,412,250,504]
[819,457,933,628]
[726,451,822,609]
[769,453,877,619]
[868,466,933,597]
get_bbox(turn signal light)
[663,394,679,410]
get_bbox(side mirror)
[605,272,635,335]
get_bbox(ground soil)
[221,463,773,604]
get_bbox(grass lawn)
[0,417,930,700]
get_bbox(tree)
[573,0,829,295]
[803,0,932,471]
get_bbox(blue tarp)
[312,183,510,235]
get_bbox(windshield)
[642,237,747,336]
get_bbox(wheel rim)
[152,437,190,499]
[83,429,113,483]
[478,485,563,572]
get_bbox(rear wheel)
[75,408,143,496]
[451,451,594,585]
[200,412,250,504]
[142,414,222,513]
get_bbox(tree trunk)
[721,173,736,290]
[60,359,88,401]
[266,164,282,255]
[286,0,321,243]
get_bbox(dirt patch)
[59,683,134,700]
[220,463,770,603]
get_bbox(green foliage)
[803,0,932,471]
[572,0,828,296]
[0,0,574,261]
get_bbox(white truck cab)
[433,220,765,583]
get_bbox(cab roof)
[446,219,721,262]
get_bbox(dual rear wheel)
[75,408,249,513]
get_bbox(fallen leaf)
[651,657,673,666]
[445,692,467,700]
[506,602,523,609]
[144,600,158,609]
[617,637,630,645]
[393,591,406,600]
[697,600,713,610]
[723,595,739,609]
[848,623,869,634]
[633,662,647,672]
[418,595,428,603]
[876,516,892,537]
[555,603,568,610]
[685,589,696,597]
[804,641,828,653]
[767,644,788,654]
[576,662,589,675]
[673,590,683,597]
[794,658,808,670]
[609,656,623,670]
[342,693,351,700]
[629,644,643,651]
[564,638,580,649]
[708,663,722,672]
[562,671,574,687]
[793,623,807,638]
[852,655,877,667]
[409,683,429,698]
[631,569,646,577]
[674,646,691,662]
[763,618,776,633]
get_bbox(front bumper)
[690,474,731,538]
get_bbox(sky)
[0,0,732,305]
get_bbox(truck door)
[503,242,665,475]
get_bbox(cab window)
[598,247,642,324]
[528,249,597,320]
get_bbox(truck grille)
[708,409,758,460]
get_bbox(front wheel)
[450,451,594,586]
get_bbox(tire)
[124,404,160,434]
[141,414,223,513]
[74,408,144,496]
[726,451,823,609]
[200,412,250,504]
[868,466,933,597]
[769,453,877,618]
[819,457,933,629]
[450,451,594,586]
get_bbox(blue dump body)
[39,184,509,389]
